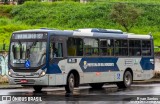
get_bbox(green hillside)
[95,0,160,4]
[1,1,160,51]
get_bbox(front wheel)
[65,73,75,93]
[33,86,42,92]
[116,71,132,89]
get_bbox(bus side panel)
[48,58,84,86]
[48,74,67,86]
[47,63,64,86]
[48,57,154,86]
[79,57,122,83]
[117,57,154,80]
[83,72,123,83]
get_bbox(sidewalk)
[0,84,23,89]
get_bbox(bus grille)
[12,69,39,72]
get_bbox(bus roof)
[12,28,152,40]
[75,28,123,34]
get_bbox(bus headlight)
[8,70,12,76]
[40,71,46,77]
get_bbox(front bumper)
[7,75,49,85]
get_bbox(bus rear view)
[8,30,48,92]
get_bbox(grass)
[1,1,160,50]
[95,0,160,4]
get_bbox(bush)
[0,17,37,50]
[11,2,113,28]
[0,5,13,18]
[0,1,159,48]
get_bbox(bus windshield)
[9,41,46,68]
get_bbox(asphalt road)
[1,84,160,104]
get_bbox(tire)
[33,86,42,92]
[89,83,104,89]
[65,73,75,93]
[116,71,132,89]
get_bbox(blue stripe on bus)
[47,64,62,74]
[79,57,119,72]
[46,57,154,74]
[140,57,154,70]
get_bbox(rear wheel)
[65,73,75,93]
[116,71,132,89]
[89,83,104,89]
[33,86,42,92]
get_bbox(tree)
[17,0,25,4]
[109,3,141,32]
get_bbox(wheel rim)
[69,76,74,90]
[125,73,131,86]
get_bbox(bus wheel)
[33,86,42,92]
[116,71,132,89]
[65,73,75,93]
[89,83,104,89]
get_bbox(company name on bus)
[83,61,114,69]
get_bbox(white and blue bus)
[8,28,154,93]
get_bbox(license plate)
[20,79,28,83]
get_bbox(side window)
[99,39,114,56]
[107,39,114,56]
[50,37,63,59]
[115,39,128,56]
[84,38,99,56]
[129,40,141,56]
[142,40,151,56]
[115,40,121,56]
[67,38,83,56]
[100,39,107,56]
[121,40,128,56]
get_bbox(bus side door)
[48,36,66,85]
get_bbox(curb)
[0,85,23,89]
[133,78,160,84]
[133,81,160,84]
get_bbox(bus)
[7,28,154,93]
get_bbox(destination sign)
[12,33,47,39]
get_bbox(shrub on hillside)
[0,5,13,18]
[109,3,141,32]
[11,1,113,28]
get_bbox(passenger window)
[129,40,141,56]
[142,40,151,56]
[115,39,128,56]
[84,38,99,56]
[99,39,114,56]
[67,38,83,56]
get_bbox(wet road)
[1,84,160,104]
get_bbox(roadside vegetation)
[1,1,160,51]
[1,0,160,83]
[0,75,8,84]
